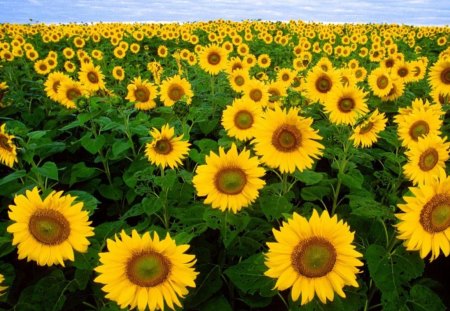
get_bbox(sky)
[0,0,449,25]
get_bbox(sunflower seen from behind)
[94,230,198,311]
[253,107,324,173]
[350,109,387,148]
[145,124,190,170]
[159,75,193,107]
[126,77,158,111]
[7,187,94,266]
[265,210,363,305]
[221,98,263,141]
[0,124,18,168]
[323,85,369,125]
[192,144,265,213]
[396,176,450,261]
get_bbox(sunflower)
[350,109,387,148]
[0,274,7,296]
[126,77,158,111]
[34,59,51,75]
[159,75,193,107]
[403,135,450,185]
[265,210,363,305]
[7,187,94,266]
[112,66,125,81]
[58,75,87,105]
[221,98,263,141]
[113,47,126,59]
[368,68,392,98]
[199,44,228,75]
[0,82,8,106]
[257,54,271,68]
[64,61,76,73]
[79,63,106,92]
[428,59,450,96]
[192,144,265,213]
[228,68,250,93]
[252,107,324,173]
[63,47,75,59]
[267,80,288,108]
[392,61,414,83]
[145,124,190,170]
[305,67,340,104]
[157,45,168,58]
[381,78,405,102]
[44,72,71,102]
[277,68,296,86]
[0,124,18,168]
[94,230,198,311]
[242,79,269,106]
[396,176,450,261]
[324,86,368,126]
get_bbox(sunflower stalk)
[331,134,352,215]
[160,168,170,230]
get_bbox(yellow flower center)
[234,110,253,129]
[0,133,12,152]
[215,168,247,195]
[272,124,302,152]
[208,52,221,65]
[134,86,150,102]
[441,68,450,85]
[376,75,389,89]
[338,97,355,113]
[409,120,429,141]
[28,209,70,245]
[126,251,171,287]
[291,237,337,278]
[154,139,172,155]
[249,89,263,102]
[418,148,438,171]
[168,85,184,101]
[87,71,99,84]
[66,88,81,101]
[420,194,450,233]
[315,75,332,93]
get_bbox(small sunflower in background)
[257,53,271,68]
[157,45,168,58]
[221,98,263,141]
[350,109,387,148]
[305,66,340,104]
[265,210,363,305]
[323,85,368,126]
[253,107,324,174]
[396,176,450,261]
[242,78,269,106]
[79,62,106,92]
[112,65,125,81]
[0,124,18,168]
[228,68,250,93]
[56,79,86,109]
[95,230,198,311]
[367,67,392,98]
[199,44,228,75]
[145,124,190,170]
[403,135,450,185]
[159,75,193,107]
[192,144,265,213]
[34,59,51,75]
[7,187,94,266]
[126,77,158,111]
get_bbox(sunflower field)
[0,20,449,311]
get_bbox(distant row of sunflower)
[0,20,449,310]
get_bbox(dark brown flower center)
[376,75,389,89]
[154,139,172,155]
[208,52,221,65]
[291,237,337,278]
[338,97,355,113]
[441,68,450,85]
[272,124,302,152]
[249,89,263,102]
[269,89,281,103]
[385,59,394,68]
[126,251,171,287]
[282,73,289,81]
[315,75,332,93]
[418,148,439,171]
[168,85,184,101]
[39,64,47,71]
[234,76,245,86]
[215,168,247,195]
[398,67,408,78]
[409,120,429,141]
[135,86,150,102]
[52,81,60,93]
[28,209,70,245]
[234,110,253,129]
[359,121,374,134]
[0,133,12,152]
[232,63,242,71]
[87,72,99,84]
[420,194,450,233]
[67,88,81,101]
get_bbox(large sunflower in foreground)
[94,230,198,311]
[253,107,324,173]
[350,109,387,148]
[428,59,450,95]
[145,124,190,169]
[403,135,450,185]
[221,98,263,141]
[323,86,368,125]
[126,77,158,110]
[396,176,450,261]
[265,210,363,305]
[192,144,265,213]
[159,75,193,107]
[0,124,18,168]
[199,44,228,75]
[7,187,94,266]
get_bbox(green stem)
[124,112,137,158]
[161,168,169,230]
[331,137,351,215]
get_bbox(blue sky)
[0,0,449,25]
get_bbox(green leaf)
[339,169,363,190]
[348,195,394,219]
[200,295,232,311]
[187,264,223,308]
[66,190,100,215]
[301,186,331,201]
[293,170,324,185]
[259,195,293,220]
[27,130,48,139]
[80,133,106,154]
[407,284,445,311]
[98,183,123,200]
[111,139,132,157]
[31,161,59,181]
[0,170,26,186]
[69,162,99,186]
[141,196,164,216]
[224,253,276,297]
